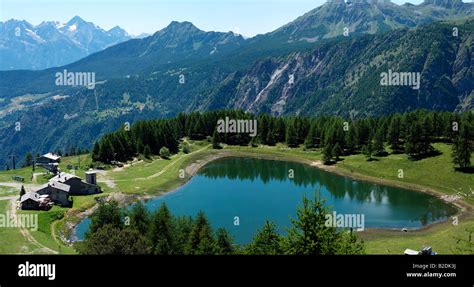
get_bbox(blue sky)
[1,0,426,37]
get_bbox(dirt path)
[31,172,45,183]
[8,197,58,254]
[147,145,210,179]
[110,145,211,182]
[0,195,17,201]
[0,182,42,190]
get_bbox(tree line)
[91,109,473,170]
[78,192,364,255]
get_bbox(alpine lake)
[74,157,457,244]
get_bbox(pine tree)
[87,201,122,236]
[20,185,26,199]
[128,202,150,235]
[373,127,385,156]
[286,119,299,148]
[265,128,276,146]
[24,152,33,167]
[149,203,175,255]
[281,193,364,255]
[322,144,333,165]
[212,130,222,149]
[344,123,357,155]
[362,140,373,161]
[259,114,269,144]
[136,140,144,155]
[246,221,282,255]
[420,115,434,155]
[387,115,402,153]
[452,122,472,170]
[404,119,423,159]
[304,122,318,149]
[215,228,234,255]
[98,138,115,163]
[185,211,215,255]
[143,145,152,159]
[332,143,342,161]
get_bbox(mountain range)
[0,0,473,167]
[0,16,132,70]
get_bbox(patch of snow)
[55,21,66,29]
[25,28,46,43]
[69,24,77,32]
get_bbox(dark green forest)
[92,109,474,170]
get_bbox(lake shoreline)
[66,147,470,245]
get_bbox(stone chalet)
[20,192,51,210]
[50,172,101,195]
[36,153,61,173]
[36,153,61,165]
[36,181,71,207]
[19,170,101,210]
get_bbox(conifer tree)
[452,122,472,170]
[149,203,175,255]
[215,228,234,255]
[304,122,318,149]
[246,221,282,255]
[387,115,402,153]
[373,127,385,156]
[212,129,222,149]
[143,145,152,159]
[20,185,26,199]
[285,119,299,147]
[322,144,333,165]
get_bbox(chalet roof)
[20,192,40,203]
[36,182,69,193]
[40,153,61,161]
[51,172,80,184]
[49,181,71,193]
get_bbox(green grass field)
[109,142,213,195]
[0,200,38,254]
[0,185,17,196]
[337,143,473,204]
[0,167,34,184]
[18,207,76,254]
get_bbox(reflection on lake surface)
[75,157,457,244]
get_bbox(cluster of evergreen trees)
[91,110,255,163]
[92,109,473,170]
[78,193,364,255]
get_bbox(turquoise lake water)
[74,157,456,244]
